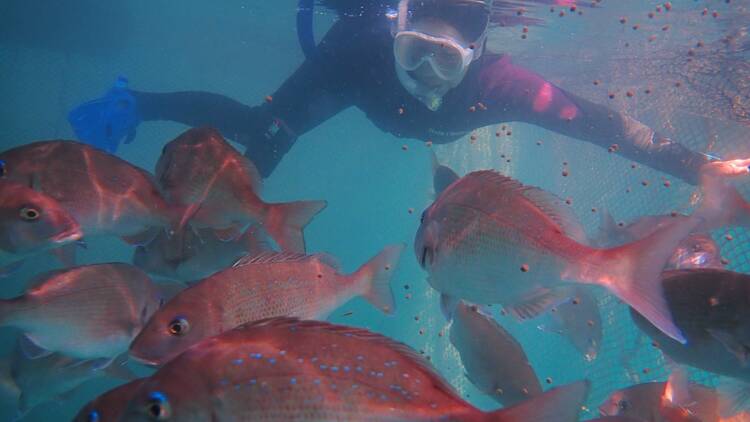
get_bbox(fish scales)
[129,246,402,365]
[120,318,588,421]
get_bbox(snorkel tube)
[297,0,317,59]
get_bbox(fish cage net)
[428,0,750,417]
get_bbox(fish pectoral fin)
[508,286,575,321]
[707,328,750,366]
[18,334,53,360]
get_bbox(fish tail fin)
[593,207,620,247]
[352,244,404,315]
[470,380,589,422]
[718,377,750,418]
[264,200,327,253]
[585,215,702,344]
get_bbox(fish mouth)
[420,247,434,268]
[52,228,83,244]
[128,352,161,367]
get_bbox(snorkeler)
[69,0,734,183]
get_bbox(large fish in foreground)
[432,160,602,360]
[133,225,273,282]
[448,301,542,407]
[120,318,590,421]
[0,180,82,271]
[156,127,326,253]
[0,141,174,247]
[415,170,700,343]
[630,269,750,385]
[0,263,163,360]
[129,245,404,366]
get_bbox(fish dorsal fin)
[237,317,462,399]
[519,186,587,244]
[455,171,586,243]
[233,252,309,267]
[232,252,339,269]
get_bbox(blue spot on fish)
[291,378,297,385]
[279,350,287,356]
[148,391,168,403]
[87,410,100,422]
[233,358,244,365]
[320,364,328,370]
[331,366,339,372]
[314,379,321,385]
[268,357,277,365]
[250,353,263,359]
[343,366,350,372]
[249,379,257,385]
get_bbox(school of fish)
[0,116,750,422]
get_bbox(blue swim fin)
[67,76,140,154]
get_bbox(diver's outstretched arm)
[132,20,356,177]
[481,55,709,185]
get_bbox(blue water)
[0,0,748,420]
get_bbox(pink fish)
[0,141,174,247]
[156,127,326,252]
[599,370,719,422]
[0,263,164,360]
[0,180,82,271]
[121,318,590,421]
[129,245,403,366]
[415,171,701,344]
[73,378,145,422]
[133,225,273,282]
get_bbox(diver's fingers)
[701,158,750,179]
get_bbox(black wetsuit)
[135,14,708,182]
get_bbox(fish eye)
[86,410,100,422]
[167,317,189,336]
[0,159,6,177]
[19,206,41,221]
[145,391,171,420]
[617,399,630,411]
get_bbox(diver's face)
[394,18,475,90]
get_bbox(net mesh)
[431,0,750,417]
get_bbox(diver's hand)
[699,158,750,180]
[695,158,750,230]
[67,76,141,154]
